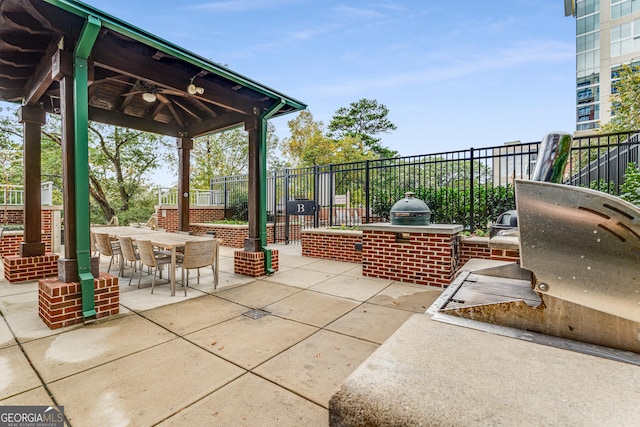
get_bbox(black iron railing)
[209,131,640,243]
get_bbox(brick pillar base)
[38,273,119,330]
[234,249,279,277]
[3,253,59,283]
[490,248,520,262]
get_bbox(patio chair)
[136,239,173,294]
[94,232,121,274]
[90,231,100,257]
[118,236,141,286]
[177,239,219,294]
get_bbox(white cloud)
[305,40,574,97]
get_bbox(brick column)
[361,223,463,287]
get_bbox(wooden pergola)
[0,0,305,316]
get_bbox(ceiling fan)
[121,80,184,103]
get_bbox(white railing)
[156,187,224,206]
[0,182,54,206]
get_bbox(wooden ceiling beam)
[186,112,247,137]
[172,98,202,121]
[164,102,186,129]
[91,42,261,115]
[88,106,182,137]
[1,11,50,34]
[23,36,67,105]
[19,0,63,33]
[0,51,41,68]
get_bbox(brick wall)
[3,253,59,283]
[1,207,58,258]
[190,223,299,248]
[190,224,247,248]
[0,207,23,224]
[490,248,520,262]
[459,237,492,267]
[155,206,225,231]
[301,229,362,263]
[38,273,119,329]
[234,249,279,277]
[362,230,459,287]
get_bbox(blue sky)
[79,0,576,157]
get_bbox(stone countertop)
[488,234,520,250]
[329,314,640,426]
[360,223,463,235]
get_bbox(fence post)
[329,164,334,227]
[284,168,290,244]
[469,147,475,232]
[223,176,228,219]
[313,165,319,228]
[365,160,370,224]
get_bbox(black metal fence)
[210,131,639,244]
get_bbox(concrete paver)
[368,282,442,312]
[21,314,177,382]
[264,290,360,327]
[0,243,444,425]
[263,266,334,288]
[325,302,415,344]
[185,315,317,369]
[48,339,244,427]
[0,345,43,400]
[140,295,247,335]
[310,275,393,301]
[0,281,38,297]
[0,387,55,406]
[302,259,361,275]
[158,373,328,427]
[254,329,379,407]
[213,280,301,308]
[0,291,78,343]
[0,318,16,349]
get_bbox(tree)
[600,64,640,133]
[189,123,283,188]
[0,104,171,223]
[282,110,376,167]
[328,98,398,158]
[88,124,171,222]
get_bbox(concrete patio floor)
[0,244,442,426]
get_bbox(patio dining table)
[91,226,218,296]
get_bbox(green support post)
[260,99,285,274]
[74,15,101,318]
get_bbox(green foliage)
[190,124,282,188]
[282,110,377,167]
[600,64,640,133]
[208,219,248,225]
[586,179,616,194]
[370,184,515,231]
[328,99,398,158]
[0,104,171,223]
[620,163,640,206]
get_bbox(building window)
[610,19,640,57]
[577,50,600,71]
[577,32,599,52]
[577,0,601,18]
[611,0,640,20]
[577,104,599,122]
[577,86,599,103]
[577,72,599,87]
[577,122,600,131]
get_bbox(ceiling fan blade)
[121,90,143,96]
[159,89,185,96]
[156,93,170,103]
